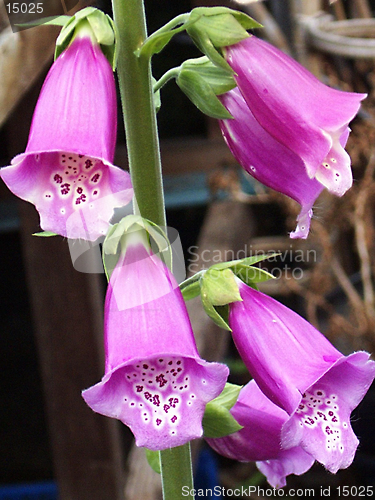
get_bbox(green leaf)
[33,231,57,237]
[15,15,70,28]
[202,402,242,438]
[180,57,236,95]
[202,268,241,306]
[144,448,161,474]
[190,7,262,32]
[177,69,232,119]
[211,252,280,270]
[232,264,276,285]
[86,9,114,46]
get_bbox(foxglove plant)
[82,231,229,450]
[220,36,366,238]
[206,380,315,488]
[229,280,375,473]
[0,23,133,241]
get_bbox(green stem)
[110,0,194,498]
[154,66,181,93]
[112,0,166,226]
[160,444,194,499]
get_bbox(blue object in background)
[194,446,221,499]
[0,481,57,500]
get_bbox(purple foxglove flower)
[229,280,375,473]
[0,32,132,241]
[206,380,314,488]
[220,88,324,238]
[82,241,229,450]
[221,36,366,237]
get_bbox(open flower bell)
[220,88,324,238]
[82,230,228,450]
[229,280,375,473]
[206,380,314,488]
[220,36,366,238]
[0,24,132,241]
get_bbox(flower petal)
[229,281,342,414]
[1,152,132,240]
[83,355,227,450]
[206,380,314,488]
[225,36,366,179]
[282,351,375,473]
[220,88,323,239]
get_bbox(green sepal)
[189,7,262,36]
[33,231,57,237]
[179,271,205,301]
[211,382,242,410]
[102,215,172,281]
[144,448,161,474]
[202,268,242,306]
[202,383,243,438]
[151,76,162,112]
[201,279,231,331]
[177,69,232,119]
[186,7,261,72]
[54,7,117,69]
[180,57,236,95]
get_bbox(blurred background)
[1,0,375,498]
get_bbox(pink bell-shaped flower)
[82,236,229,450]
[220,36,366,238]
[0,27,132,240]
[228,280,375,473]
[206,380,314,488]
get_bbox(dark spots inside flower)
[317,391,323,396]
[152,395,160,407]
[85,159,93,169]
[159,359,163,363]
[77,187,83,194]
[54,174,63,184]
[156,374,167,387]
[177,368,182,373]
[61,183,71,195]
[130,403,135,406]
[143,364,148,369]
[177,361,181,365]
[144,392,152,400]
[328,411,334,416]
[156,419,162,426]
[171,415,177,423]
[78,154,83,158]
[136,385,143,393]
[75,194,87,205]
[325,426,333,435]
[163,404,170,413]
[168,398,178,408]
[168,361,173,366]
[69,157,73,160]
[91,173,100,183]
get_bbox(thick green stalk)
[110,0,194,498]
[160,444,194,499]
[112,0,166,226]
